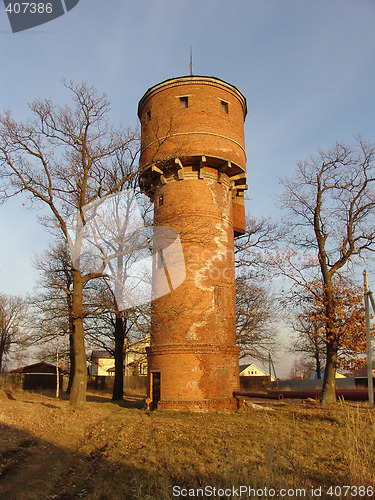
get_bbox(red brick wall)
[233,200,246,236]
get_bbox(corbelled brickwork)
[138,76,247,411]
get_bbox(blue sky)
[1,1,375,372]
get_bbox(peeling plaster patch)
[187,180,231,342]
[189,357,206,397]
[187,268,213,340]
[186,379,200,393]
[187,321,206,340]
[207,180,230,262]
[187,182,216,340]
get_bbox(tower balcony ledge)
[139,154,247,197]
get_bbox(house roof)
[239,363,270,375]
[239,364,252,372]
[354,366,375,377]
[128,356,147,366]
[355,361,375,376]
[91,350,113,360]
[10,361,69,374]
[129,335,150,346]
[127,336,150,352]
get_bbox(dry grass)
[0,390,374,499]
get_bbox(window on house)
[180,96,189,108]
[221,100,229,113]
[140,363,147,375]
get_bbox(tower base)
[147,344,240,411]
[156,397,239,412]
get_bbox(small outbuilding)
[10,361,68,391]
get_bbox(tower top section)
[138,75,247,120]
[138,75,248,177]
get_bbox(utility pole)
[268,352,278,385]
[56,330,59,398]
[56,297,60,399]
[363,270,374,409]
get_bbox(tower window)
[146,109,151,120]
[180,96,189,108]
[221,100,229,113]
[158,194,164,207]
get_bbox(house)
[239,363,275,382]
[89,336,150,377]
[125,336,150,376]
[89,350,115,376]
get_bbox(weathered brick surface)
[138,76,247,411]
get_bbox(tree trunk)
[320,280,337,403]
[112,315,126,401]
[315,351,321,380]
[66,290,75,394]
[69,271,87,408]
[321,340,338,402]
[66,333,75,394]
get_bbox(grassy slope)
[0,391,374,499]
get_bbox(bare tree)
[32,241,76,391]
[71,188,155,400]
[280,138,375,402]
[235,216,281,277]
[234,216,281,361]
[34,190,153,402]
[0,80,139,407]
[290,312,325,379]
[289,357,314,379]
[0,294,29,371]
[235,275,277,361]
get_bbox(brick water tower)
[138,75,247,410]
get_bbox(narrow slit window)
[146,109,151,120]
[158,194,164,206]
[180,96,189,108]
[221,100,229,113]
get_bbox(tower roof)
[138,75,247,119]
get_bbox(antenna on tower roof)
[189,46,193,76]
